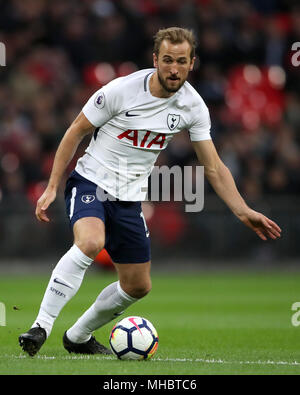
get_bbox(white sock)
[66,281,137,343]
[31,244,93,337]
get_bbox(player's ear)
[189,56,196,71]
[153,53,158,68]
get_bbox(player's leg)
[63,199,151,354]
[65,261,151,346]
[34,217,104,332]
[19,217,105,356]
[19,171,106,356]
[115,261,152,299]
[33,217,105,334]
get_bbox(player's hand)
[35,187,57,223]
[238,209,282,241]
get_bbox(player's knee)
[75,238,105,260]
[125,280,152,299]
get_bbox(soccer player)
[19,27,281,356]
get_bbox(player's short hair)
[153,27,196,60]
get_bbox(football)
[109,316,159,360]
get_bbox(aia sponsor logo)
[117,129,166,149]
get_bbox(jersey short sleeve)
[188,103,212,142]
[82,79,121,127]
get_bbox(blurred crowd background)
[0,0,299,265]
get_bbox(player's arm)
[192,139,282,240]
[36,112,94,223]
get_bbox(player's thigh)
[114,261,152,299]
[73,217,105,259]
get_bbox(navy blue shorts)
[64,171,151,264]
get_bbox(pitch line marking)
[7,354,300,367]
[154,357,300,366]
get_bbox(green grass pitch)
[0,269,300,375]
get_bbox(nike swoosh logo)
[53,278,73,289]
[125,111,139,117]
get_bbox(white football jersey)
[75,68,211,200]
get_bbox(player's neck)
[149,72,176,99]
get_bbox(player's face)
[153,40,195,94]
